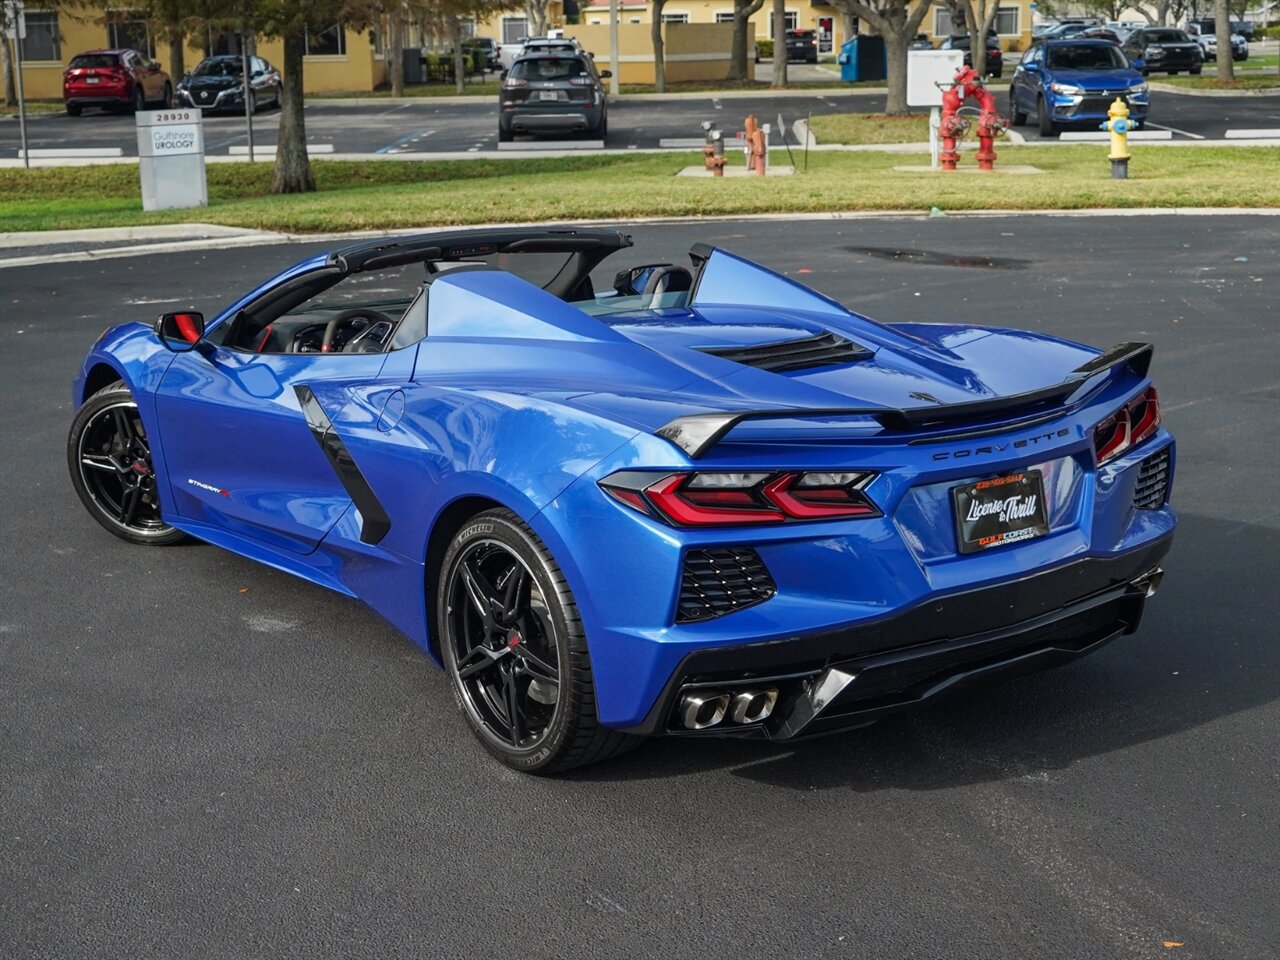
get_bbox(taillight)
[569,77,594,86]
[1093,386,1161,464]
[502,77,527,89]
[599,470,879,526]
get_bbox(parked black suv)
[939,33,1005,78]
[498,53,610,142]
[785,29,819,63]
[1122,27,1203,75]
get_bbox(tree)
[651,0,669,91]
[1214,0,1234,82]
[191,2,378,194]
[943,0,1000,78]
[726,0,765,82]
[525,0,550,37]
[770,0,787,88]
[829,0,931,114]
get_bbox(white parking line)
[1143,122,1205,140]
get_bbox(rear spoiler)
[656,342,1153,459]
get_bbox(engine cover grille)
[1133,447,1171,510]
[698,332,872,373]
[677,548,776,623]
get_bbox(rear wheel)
[498,125,513,143]
[66,103,82,117]
[1168,70,1179,75]
[160,82,173,108]
[438,509,638,774]
[1037,95,1057,136]
[67,382,187,546]
[131,84,145,113]
[1190,65,1202,75]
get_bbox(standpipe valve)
[701,121,726,176]
[938,65,1007,172]
[1099,97,1135,180]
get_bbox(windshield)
[509,57,591,81]
[69,54,120,68]
[1146,29,1190,42]
[1047,44,1130,69]
[192,59,243,77]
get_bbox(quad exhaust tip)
[678,687,779,729]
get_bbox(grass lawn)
[808,113,929,144]
[1151,74,1279,90]
[2,146,1277,235]
[1,99,68,119]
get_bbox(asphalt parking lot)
[2,214,1278,959]
[2,87,1275,157]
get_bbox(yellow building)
[11,3,384,100]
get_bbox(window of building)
[206,28,244,58]
[935,9,954,36]
[306,24,346,57]
[769,11,799,38]
[661,12,690,24]
[589,18,602,25]
[502,17,527,43]
[629,17,641,24]
[995,7,1019,35]
[108,11,154,57]
[715,12,735,23]
[18,10,60,61]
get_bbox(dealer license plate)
[952,470,1049,555]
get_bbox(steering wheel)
[318,308,394,353]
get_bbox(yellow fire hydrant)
[1099,97,1136,180]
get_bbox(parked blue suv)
[1010,39,1149,136]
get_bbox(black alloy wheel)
[437,509,636,773]
[161,82,172,108]
[67,383,187,546]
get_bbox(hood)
[182,74,241,90]
[573,303,1101,433]
[1046,67,1143,88]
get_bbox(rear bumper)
[502,104,602,135]
[626,534,1172,737]
[64,93,131,107]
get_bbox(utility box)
[837,36,886,83]
[907,49,965,107]
[136,108,206,212]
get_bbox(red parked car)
[63,49,172,116]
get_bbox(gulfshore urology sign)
[136,109,207,211]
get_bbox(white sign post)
[136,108,207,211]
[908,49,965,170]
[3,1,29,169]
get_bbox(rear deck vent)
[698,332,872,374]
[1133,447,1171,510]
[677,548,776,623]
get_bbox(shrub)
[756,38,774,59]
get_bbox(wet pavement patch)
[847,246,1031,270]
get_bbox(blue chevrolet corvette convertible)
[68,228,1176,772]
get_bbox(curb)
[4,208,1279,269]
[1147,81,1280,97]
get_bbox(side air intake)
[1133,447,1171,510]
[697,332,872,374]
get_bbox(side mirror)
[600,69,612,78]
[1023,61,1039,71]
[1130,57,1145,70]
[156,311,205,352]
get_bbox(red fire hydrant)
[939,65,1008,172]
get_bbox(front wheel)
[1037,96,1057,136]
[1190,65,1202,75]
[159,82,173,108]
[131,84,145,113]
[497,125,513,143]
[437,509,637,774]
[1009,92,1027,127]
[67,382,187,546]
[66,103,82,117]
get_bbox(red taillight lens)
[600,470,879,526]
[502,77,527,89]
[1093,386,1161,465]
